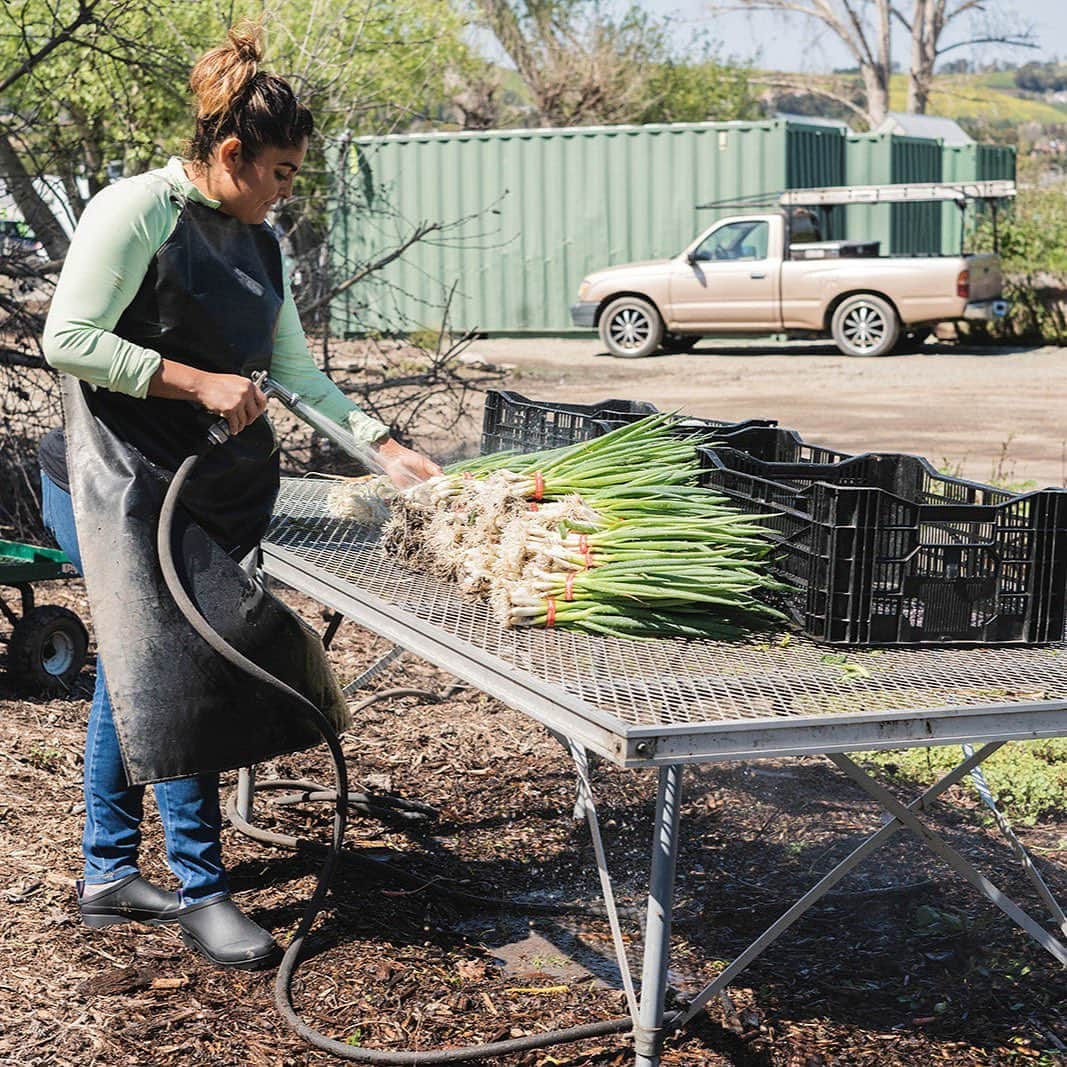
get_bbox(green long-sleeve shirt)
[42,157,389,444]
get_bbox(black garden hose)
[157,448,650,1063]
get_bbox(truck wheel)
[599,297,663,358]
[831,294,900,357]
[8,605,89,695]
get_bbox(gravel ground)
[472,337,1067,490]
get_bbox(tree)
[0,0,475,263]
[473,0,754,128]
[731,0,1036,126]
[1014,62,1067,95]
[637,51,758,125]
[731,0,892,127]
[0,0,214,258]
[903,0,1036,114]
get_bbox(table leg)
[635,764,684,1067]
[235,765,256,825]
[341,644,405,696]
[964,745,1067,937]
[830,753,1067,965]
[677,742,1002,1025]
[551,728,591,821]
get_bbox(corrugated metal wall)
[941,143,1017,253]
[846,133,943,255]
[891,135,943,254]
[332,120,845,335]
[844,134,891,253]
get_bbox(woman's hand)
[149,362,268,436]
[195,373,268,436]
[373,437,442,489]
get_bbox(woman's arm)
[148,360,267,437]
[271,277,441,485]
[44,176,274,436]
[42,179,174,396]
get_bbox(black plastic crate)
[699,447,1067,647]
[703,425,852,464]
[481,390,657,454]
[481,389,775,455]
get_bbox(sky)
[640,0,1066,72]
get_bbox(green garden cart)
[0,540,88,694]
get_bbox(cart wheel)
[9,605,89,695]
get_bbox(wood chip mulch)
[1,579,1064,1066]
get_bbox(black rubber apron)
[64,195,347,785]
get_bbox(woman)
[38,23,439,970]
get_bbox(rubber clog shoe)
[78,873,182,928]
[177,897,280,971]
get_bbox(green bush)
[967,164,1067,345]
[861,739,1067,825]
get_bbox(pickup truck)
[570,210,1008,358]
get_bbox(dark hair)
[188,21,313,163]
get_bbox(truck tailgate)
[966,253,1002,301]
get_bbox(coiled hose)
[157,449,643,1064]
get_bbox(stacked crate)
[480,391,1067,647]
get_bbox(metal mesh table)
[257,477,1067,1065]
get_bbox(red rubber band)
[529,502,540,512]
[533,471,544,501]
[545,597,556,627]
[564,571,576,601]
[578,534,592,568]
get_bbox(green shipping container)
[846,133,943,255]
[332,120,846,335]
[941,143,1016,254]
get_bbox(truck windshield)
[692,220,769,262]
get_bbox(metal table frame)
[244,486,1067,1067]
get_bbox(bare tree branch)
[907,0,1036,111]
[751,74,870,122]
[732,0,890,125]
[937,34,1038,55]
[300,220,445,317]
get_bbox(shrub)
[862,739,1067,825]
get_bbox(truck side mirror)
[685,251,697,265]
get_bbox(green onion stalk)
[370,413,788,640]
[419,414,709,506]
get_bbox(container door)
[667,219,779,328]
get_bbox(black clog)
[78,873,182,928]
[176,896,280,970]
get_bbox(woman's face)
[212,137,308,225]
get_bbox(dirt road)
[475,338,1067,489]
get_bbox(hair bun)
[190,20,264,119]
[228,22,263,64]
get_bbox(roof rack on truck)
[698,181,1017,255]
[697,181,1016,211]
[778,180,1016,205]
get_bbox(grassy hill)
[887,72,1067,124]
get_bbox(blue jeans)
[41,472,228,905]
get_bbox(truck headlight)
[578,279,591,301]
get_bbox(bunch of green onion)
[375,415,786,640]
